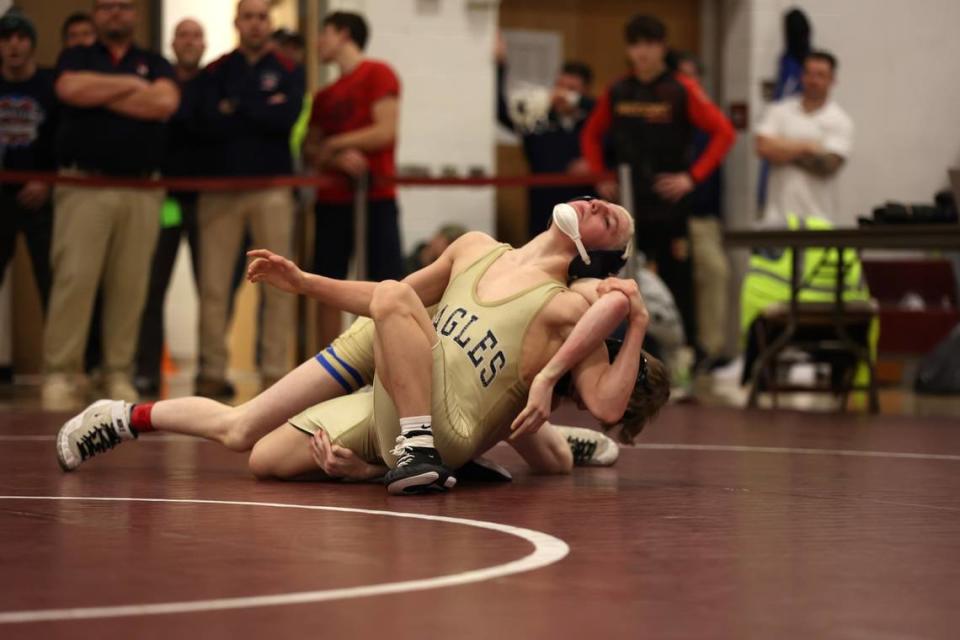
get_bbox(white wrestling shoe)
[57,400,136,471]
[555,425,620,467]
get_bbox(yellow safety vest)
[739,214,879,401]
[741,214,872,336]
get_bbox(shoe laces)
[77,418,122,461]
[390,436,415,467]
[567,436,598,465]
[390,434,437,467]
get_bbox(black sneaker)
[385,436,456,495]
[457,456,513,482]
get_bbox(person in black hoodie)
[496,35,596,238]
[0,10,57,307]
[581,14,735,353]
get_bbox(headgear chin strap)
[552,202,591,265]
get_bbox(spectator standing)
[757,8,813,208]
[271,27,311,160]
[755,51,853,226]
[271,28,305,65]
[42,0,178,410]
[195,0,304,398]
[581,14,734,349]
[676,52,731,367]
[61,11,106,382]
[133,18,206,395]
[61,12,96,49]
[304,11,403,349]
[496,35,596,238]
[0,11,57,307]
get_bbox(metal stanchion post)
[618,163,638,278]
[353,172,369,282]
[343,172,370,327]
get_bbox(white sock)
[399,415,434,449]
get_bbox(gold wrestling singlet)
[290,244,566,468]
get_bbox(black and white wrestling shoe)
[555,425,620,467]
[56,400,136,471]
[384,434,457,495]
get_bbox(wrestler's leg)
[248,423,325,480]
[57,319,377,471]
[509,422,619,471]
[150,358,343,451]
[507,423,575,474]
[249,392,381,480]
[368,280,436,418]
[152,317,377,450]
[368,281,455,494]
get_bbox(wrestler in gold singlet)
[290,244,565,468]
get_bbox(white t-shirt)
[757,96,854,225]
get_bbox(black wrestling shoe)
[385,436,457,496]
[457,456,513,482]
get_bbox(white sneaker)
[555,425,620,467]
[42,374,84,412]
[56,400,136,471]
[106,374,140,403]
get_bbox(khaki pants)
[688,216,730,358]
[198,188,294,381]
[44,174,164,376]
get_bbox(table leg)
[747,245,800,408]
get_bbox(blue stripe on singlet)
[315,352,353,393]
[325,346,365,389]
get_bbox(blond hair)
[613,204,635,260]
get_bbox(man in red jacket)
[304,11,405,350]
[581,14,734,349]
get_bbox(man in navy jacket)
[195,0,305,399]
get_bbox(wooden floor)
[1,401,959,639]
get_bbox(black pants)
[313,199,404,281]
[0,189,53,310]
[134,194,200,381]
[635,207,696,348]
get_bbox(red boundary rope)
[0,170,617,192]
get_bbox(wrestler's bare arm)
[510,278,648,436]
[568,278,648,422]
[510,288,627,437]
[246,232,496,313]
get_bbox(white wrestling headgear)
[552,202,591,265]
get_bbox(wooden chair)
[749,300,880,413]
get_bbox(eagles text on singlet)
[432,305,506,388]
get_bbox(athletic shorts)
[314,317,376,394]
[313,306,439,394]
[290,338,499,470]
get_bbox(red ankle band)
[130,403,155,433]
